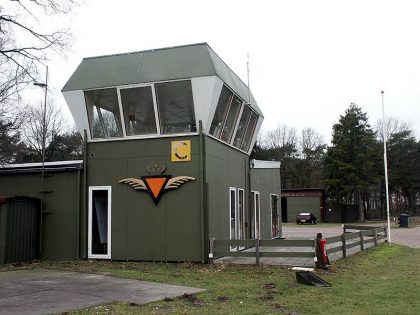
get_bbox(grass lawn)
[20,243,417,315]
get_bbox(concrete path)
[0,268,204,315]
[390,226,420,248]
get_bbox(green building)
[0,43,281,263]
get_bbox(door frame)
[88,186,112,259]
[251,191,260,239]
[270,194,279,239]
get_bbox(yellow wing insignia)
[119,178,147,190]
[164,176,196,190]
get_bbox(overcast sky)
[45,0,420,143]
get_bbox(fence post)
[255,238,260,266]
[360,231,364,251]
[342,233,347,258]
[373,228,378,246]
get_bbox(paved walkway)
[390,226,420,248]
[0,268,204,315]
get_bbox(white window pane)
[120,86,157,136]
[92,107,104,138]
[241,111,258,151]
[210,86,232,138]
[233,105,252,148]
[220,95,242,143]
[155,80,196,134]
[85,88,122,138]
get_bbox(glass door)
[271,194,279,238]
[251,191,260,239]
[88,186,111,259]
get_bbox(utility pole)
[34,65,48,256]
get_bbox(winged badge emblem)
[119,175,195,204]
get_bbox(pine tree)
[326,103,382,221]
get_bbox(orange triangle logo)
[144,177,167,199]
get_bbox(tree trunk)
[358,190,365,222]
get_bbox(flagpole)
[381,91,391,244]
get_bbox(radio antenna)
[247,52,251,105]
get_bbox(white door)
[251,191,260,239]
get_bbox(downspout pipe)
[82,129,88,259]
[76,168,81,259]
[199,121,209,263]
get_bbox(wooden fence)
[212,239,315,266]
[325,225,387,258]
[212,225,387,266]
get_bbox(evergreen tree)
[45,131,83,161]
[0,120,26,164]
[325,103,382,221]
[387,130,420,215]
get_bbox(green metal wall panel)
[0,203,7,264]
[0,171,80,260]
[87,136,202,262]
[287,196,321,222]
[251,168,282,239]
[205,137,248,241]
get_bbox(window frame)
[88,186,112,259]
[118,84,160,138]
[209,85,261,155]
[84,87,123,139]
[229,187,237,251]
[251,191,261,240]
[237,188,245,243]
[83,79,199,142]
[270,194,280,239]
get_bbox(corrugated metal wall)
[0,197,40,265]
[286,196,321,222]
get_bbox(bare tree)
[376,116,411,141]
[300,127,324,159]
[0,0,76,107]
[263,124,298,159]
[23,101,64,159]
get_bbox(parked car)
[296,212,317,224]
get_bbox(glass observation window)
[85,88,122,138]
[220,95,242,143]
[241,111,258,152]
[210,85,243,143]
[155,80,196,134]
[210,86,232,138]
[233,105,252,148]
[120,86,157,136]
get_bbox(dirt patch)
[217,296,229,302]
[263,283,277,290]
[152,304,173,314]
[180,293,205,307]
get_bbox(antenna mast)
[247,52,251,105]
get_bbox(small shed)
[281,189,325,223]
